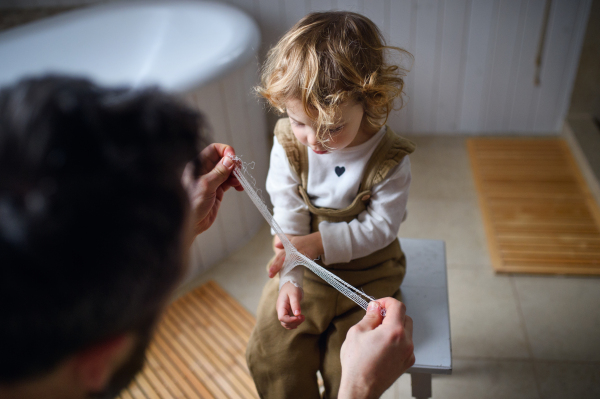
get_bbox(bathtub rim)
[0,0,262,94]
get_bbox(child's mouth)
[312,149,330,154]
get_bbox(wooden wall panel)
[507,0,546,132]
[282,0,307,28]
[361,0,387,38]
[533,0,591,132]
[337,0,363,14]
[435,0,468,133]
[459,0,496,133]
[412,0,440,133]
[387,0,416,133]
[2,0,590,135]
[483,0,522,131]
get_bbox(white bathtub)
[0,0,270,279]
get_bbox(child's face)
[285,98,372,154]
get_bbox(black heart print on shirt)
[335,166,345,177]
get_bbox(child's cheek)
[292,129,304,145]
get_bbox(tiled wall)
[0,0,591,134]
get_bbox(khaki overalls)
[246,118,415,399]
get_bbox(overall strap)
[358,127,416,193]
[273,118,309,188]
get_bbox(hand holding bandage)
[182,144,243,237]
[339,298,415,399]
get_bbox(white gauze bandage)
[230,155,384,314]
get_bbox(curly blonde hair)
[257,11,412,144]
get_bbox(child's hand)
[268,232,324,278]
[276,282,305,329]
[268,234,292,278]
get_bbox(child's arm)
[265,135,313,289]
[269,232,324,329]
[266,136,311,236]
[319,157,412,265]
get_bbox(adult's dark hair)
[0,76,202,382]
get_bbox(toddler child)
[246,11,415,399]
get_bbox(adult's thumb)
[204,156,235,192]
[355,301,384,332]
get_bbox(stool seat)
[399,238,452,398]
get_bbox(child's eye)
[292,120,304,127]
[328,125,344,134]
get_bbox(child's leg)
[318,257,405,399]
[246,276,337,399]
[319,301,364,399]
[319,288,402,399]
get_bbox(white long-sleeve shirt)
[267,126,411,288]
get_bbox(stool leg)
[411,372,432,399]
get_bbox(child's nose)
[306,130,318,146]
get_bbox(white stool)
[399,238,452,399]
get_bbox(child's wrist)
[312,231,324,257]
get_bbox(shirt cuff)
[319,221,352,265]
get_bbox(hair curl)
[257,11,413,143]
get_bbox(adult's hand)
[181,143,243,236]
[339,298,415,399]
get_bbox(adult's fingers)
[199,143,235,168]
[199,147,236,195]
[353,301,385,332]
[198,143,237,179]
[402,315,416,369]
[404,314,413,335]
[377,297,407,326]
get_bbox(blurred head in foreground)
[0,75,203,398]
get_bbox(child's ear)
[71,334,135,392]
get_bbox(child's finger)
[280,315,304,330]
[269,253,285,278]
[278,313,299,324]
[276,298,291,321]
[290,293,302,317]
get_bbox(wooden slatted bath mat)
[118,281,259,399]
[467,138,600,275]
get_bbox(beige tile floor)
[185,136,600,399]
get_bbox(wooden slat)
[194,287,253,340]
[147,341,210,398]
[135,372,161,399]
[468,138,600,275]
[174,295,251,372]
[117,281,258,399]
[128,381,148,399]
[143,353,184,399]
[119,389,135,399]
[206,281,257,327]
[179,294,248,354]
[160,316,241,398]
[140,361,175,399]
[164,305,256,397]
